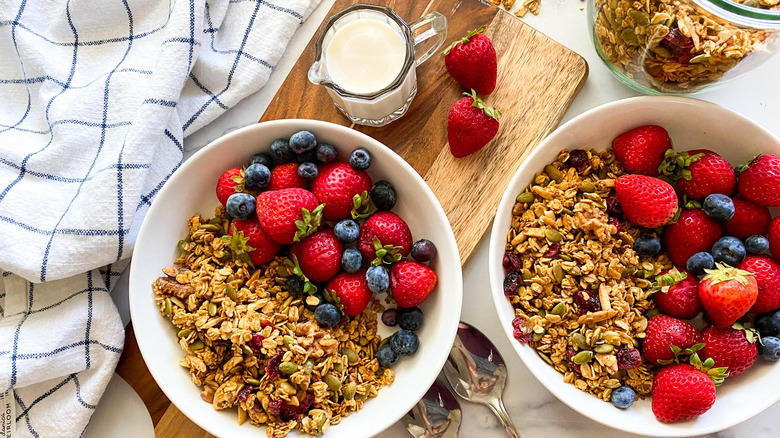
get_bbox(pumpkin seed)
[521,270,533,280]
[538,351,554,365]
[629,9,650,26]
[279,361,298,375]
[621,28,639,45]
[242,345,254,356]
[532,332,544,342]
[516,191,535,203]
[177,240,189,253]
[569,266,582,276]
[343,347,358,365]
[189,340,205,351]
[199,223,221,232]
[621,267,636,278]
[225,284,237,302]
[560,254,572,262]
[690,54,711,64]
[552,265,564,283]
[592,327,603,344]
[358,337,369,346]
[551,302,566,316]
[228,365,242,375]
[573,333,590,350]
[544,164,564,183]
[164,298,172,317]
[324,374,341,392]
[595,344,615,353]
[646,307,661,318]
[573,350,594,364]
[333,362,344,372]
[245,378,261,386]
[653,46,673,58]
[280,382,297,395]
[208,302,217,317]
[177,328,192,338]
[545,228,563,243]
[304,360,314,375]
[343,382,357,400]
[579,181,596,193]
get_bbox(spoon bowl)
[403,379,461,438]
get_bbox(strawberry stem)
[441,26,486,55]
[463,89,501,120]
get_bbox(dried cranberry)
[212,339,231,349]
[511,315,526,330]
[513,328,532,344]
[503,271,521,297]
[267,398,284,417]
[544,244,561,258]
[617,348,642,370]
[259,318,274,329]
[265,351,284,380]
[502,251,522,270]
[565,347,583,375]
[295,393,314,415]
[237,385,253,402]
[574,290,602,313]
[268,393,314,421]
[660,28,695,63]
[569,149,591,172]
[248,333,265,355]
[608,217,623,233]
[606,195,622,216]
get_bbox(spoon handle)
[486,398,520,438]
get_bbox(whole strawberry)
[326,270,372,317]
[660,149,735,201]
[738,154,780,207]
[311,162,372,221]
[390,261,438,308]
[443,27,497,95]
[256,188,322,244]
[357,211,413,261]
[643,314,699,365]
[722,197,771,240]
[216,168,246,206]
[447,90,500,158]
[698,325,757,378]
[289,229,343,283]
[699,263,758,327]
[611,125,672,176]
[739,255,780,313]
[228,218,281,266]
[653,268,702,320]
[614,175,678,228]
[663,209,721,268]
[651,363,717,422]
[268,162,307,191]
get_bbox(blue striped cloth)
[0,1,320,436]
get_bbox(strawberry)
[653,268,702,320]
[614,175,678,228]
[311,162,372,221]
[256,188,322,244]
[651,363,717,422]
[698,324,758,379]
[737,154,780,207]
[722,197,771,240]
[228,218,281,266]
[289,229,343,283]
[643,315,699,365]
[216,168,246,206]
[267,163,307,191]
[357,211,413,262]
[389,261,438,308]
[447,90,500,158]
[325,270,372,317]
[660,149,735,201]
[442,27,497,95]
[771,217,780,259]
[663,209,721,268]
[738,255,780,313]
[611,125,672,176]
[699,263,758,327]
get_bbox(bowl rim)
[488,96,780,437]
[128,118,463,438]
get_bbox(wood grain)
[123,0,587,435]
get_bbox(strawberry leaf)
[371,236,404,266]
[441,26,486,55]
[463,89,501,120]
[658,151,706,183]
[220,224,255,268]
[324,289,345,315]
[294,203,324,243]
[702,262,755,286]
[284,255,318,295]
[652,267,688,292]
[351,191,371,220]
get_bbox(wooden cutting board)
[122,1,588,436]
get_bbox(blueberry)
[411,239,437,262]
[702,194,735,222]
[633,235,661,257]
[244,163,271,190]
[381,309,399,327]
[296,149,318,164]
[611,386,636,409]
[286,276,305,295]
[755,309,780,338]
[226,193,256,220]
[270,139,294,164]
[249,152,273,169]
[745,235,770,254]
[289,130,317,154]
[370,180,396,211]
[758,336,780,362]
[334,219,360,243]
[711,236,746,266]
[304,293,325,311]
[398,307,423,331]
[314,303,341,328]
[341,247,362,273]
[349,147,371,170]
[390,329,419,356]
[366,266,389,294]
[315,143,337,163]
[376,343,400,367]
[686,251,715,276]
[297,162,318,180]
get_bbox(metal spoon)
[403,378,461,438]
[443,322,520,438]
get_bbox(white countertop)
[109,0,780,436]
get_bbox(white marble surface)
[110,0,780,436]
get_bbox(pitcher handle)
[409,12,448,67]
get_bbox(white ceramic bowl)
[129,120,462,438]
[488,97,780,437]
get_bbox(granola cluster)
[504,149,672,402]
[152,208,393,437]
[594,0,776,93]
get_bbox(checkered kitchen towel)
[0,0,320,436]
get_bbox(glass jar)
[589,0,780,94]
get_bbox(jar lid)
[695,0,780,29]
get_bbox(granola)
[503,149,672,402]
[153,207,394,437]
